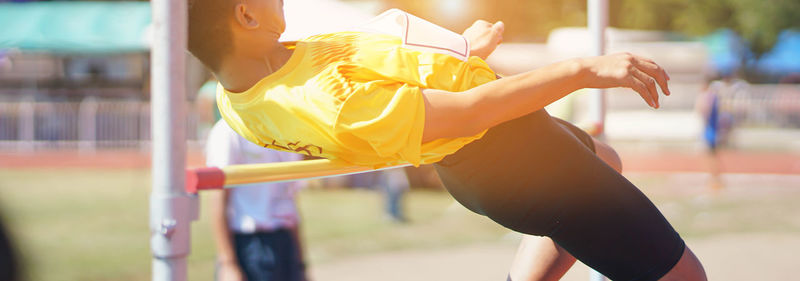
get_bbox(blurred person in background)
[207,119,309,281]
[350,168,410,223]
[379,168,410,223]
[696,77,736,190]
[203,83,308,281]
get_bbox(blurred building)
[0,2,176,151]
[484,27,800,149]
[0,0,379,152]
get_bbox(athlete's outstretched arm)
[421,53,671,142]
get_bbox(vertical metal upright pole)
[587,0,608,138]
[78,96,98,153]
[149,0,198,280]
[588,1,608,280]
[18,96,35,152]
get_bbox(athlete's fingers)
[631,55,671,96]
[641,63,671,96]
[493,21,505,33]
[631,68,659,108]
[493,21,504,44]
[636,55,672,82]
[628,75,656,108]
[633,54,655,64]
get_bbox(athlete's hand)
[581,53,671,108]
[463,20,504,60]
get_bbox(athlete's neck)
[216,40,294,93]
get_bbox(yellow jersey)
[217,32,497,167]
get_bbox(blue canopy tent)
[754,30,800,77]
[701,29,751,77]
[702,29,800,79]
[0,1,151,53]
[0,2,153,100]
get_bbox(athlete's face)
[258,0,286,35]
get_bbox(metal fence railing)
[0,83,797,151]
[719,84,800,128]
[0,98,202,151]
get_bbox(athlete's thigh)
[488,114,683,280]
[551,117,623,172]
[551,117,596,153]
[436,110,683,280]
[435,109,602,229]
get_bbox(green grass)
[0,168,506,281]
[633,178,800,238]
[1,169,798,280]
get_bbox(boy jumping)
[188,0,706,280]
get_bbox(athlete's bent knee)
[592,139,622,173]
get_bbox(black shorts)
[231,229,305,281]
[434,110,685,281]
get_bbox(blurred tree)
[377,0,587,41]
[376,0,799,57]
[616,0,800,58]
[613,0,800,80]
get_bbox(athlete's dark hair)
[188,0,237,72]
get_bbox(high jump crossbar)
[185,159,410,193]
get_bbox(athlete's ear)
[234,3,260,30]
